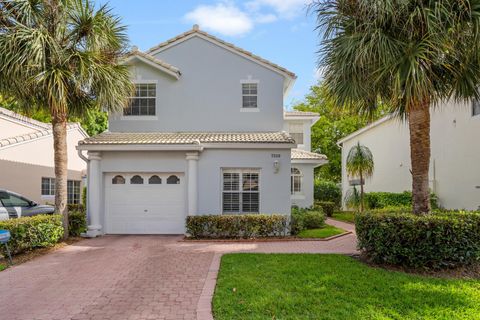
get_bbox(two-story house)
[78,25,326,235]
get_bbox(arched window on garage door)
[167,175,180,184]
[112,175,125,184]
[130,175,144,184]
[148,175,162,184]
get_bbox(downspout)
[77,148,90,234]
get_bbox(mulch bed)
[181,231,352,242]
[0,237,82,270]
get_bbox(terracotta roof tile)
[291,148,327,161]
[125,50,181,77]
[79,132,295,145]
[284,111,320,117]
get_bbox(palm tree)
[346,142,374,212]
[0,0,133,237]
[312,1,480,214]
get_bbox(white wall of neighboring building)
[0,127,87,171]
[340,101,480,211]
[0,118,38,139]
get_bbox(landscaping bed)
[213,254,480,320]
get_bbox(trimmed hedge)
[186,214,287,239]
[314,180,341,208]
[0,214,63,255]
[355,211,480,269]
[364,191,438,209]
[316,201,335,217]
[68,211,87,237]
[291,207,325,235]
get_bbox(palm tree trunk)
[408,101,431,215]
[359,171,364,212]
[52,114,69,239]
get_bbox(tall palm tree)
[312,0,480,214]
[0,0,133,237]
[346,142,374,212]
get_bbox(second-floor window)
[124,83,156,116]
[242,83,258,108]
[289,123,304,146]
[473,99,480,117]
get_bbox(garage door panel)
[104,173,186,234]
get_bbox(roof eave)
[337,114,394,145]
[122,54,181,80]
[291,159,329,167]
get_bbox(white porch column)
[85,151,103,237]
[186,152,199,216]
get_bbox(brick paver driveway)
[0,219,356,320]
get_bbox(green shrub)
[186,214,287,239]
[314,180,341,208]
[68,211,87,237]
[290,207,325,235]
[67,203,85,213]
[364,191,438,209]
[0,214,63,255]
[355,211,480,269]
[316,201,335,217]
[303,211,325,229]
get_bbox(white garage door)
[104,173,186,234]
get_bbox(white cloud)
[247,0,312,18]
[184,2,254,37]
[255,13,278,24]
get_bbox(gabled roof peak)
[146,27,296,81]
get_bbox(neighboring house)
[339,100,480,211]
[77,25,327,236]
[0,107,88,204]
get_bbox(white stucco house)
[339,100,480,211]
[77,25,327,236]
[0,107,88,204]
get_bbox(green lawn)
[331,211,355,223]
[297,225,345,239]
[213,254,480,320]
[0,264,6,272]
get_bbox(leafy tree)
[293,85,385,182]
[346,142,374,212]
[313,1,480,214]
[0,0,133,237]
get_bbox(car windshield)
[0,192,31,207]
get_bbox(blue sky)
[107,0,320,107]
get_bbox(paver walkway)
[0,220,357,320]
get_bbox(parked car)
[0,189,55,220]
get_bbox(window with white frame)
[242,83,258,108]
[67,180,81,204]
[289,123,304,146]
[291,167,302,195]
[473,99,480,117]
[42,178,81,204]
[41,177,55,196]
[222,169,259,213]
[124,83,156,116]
